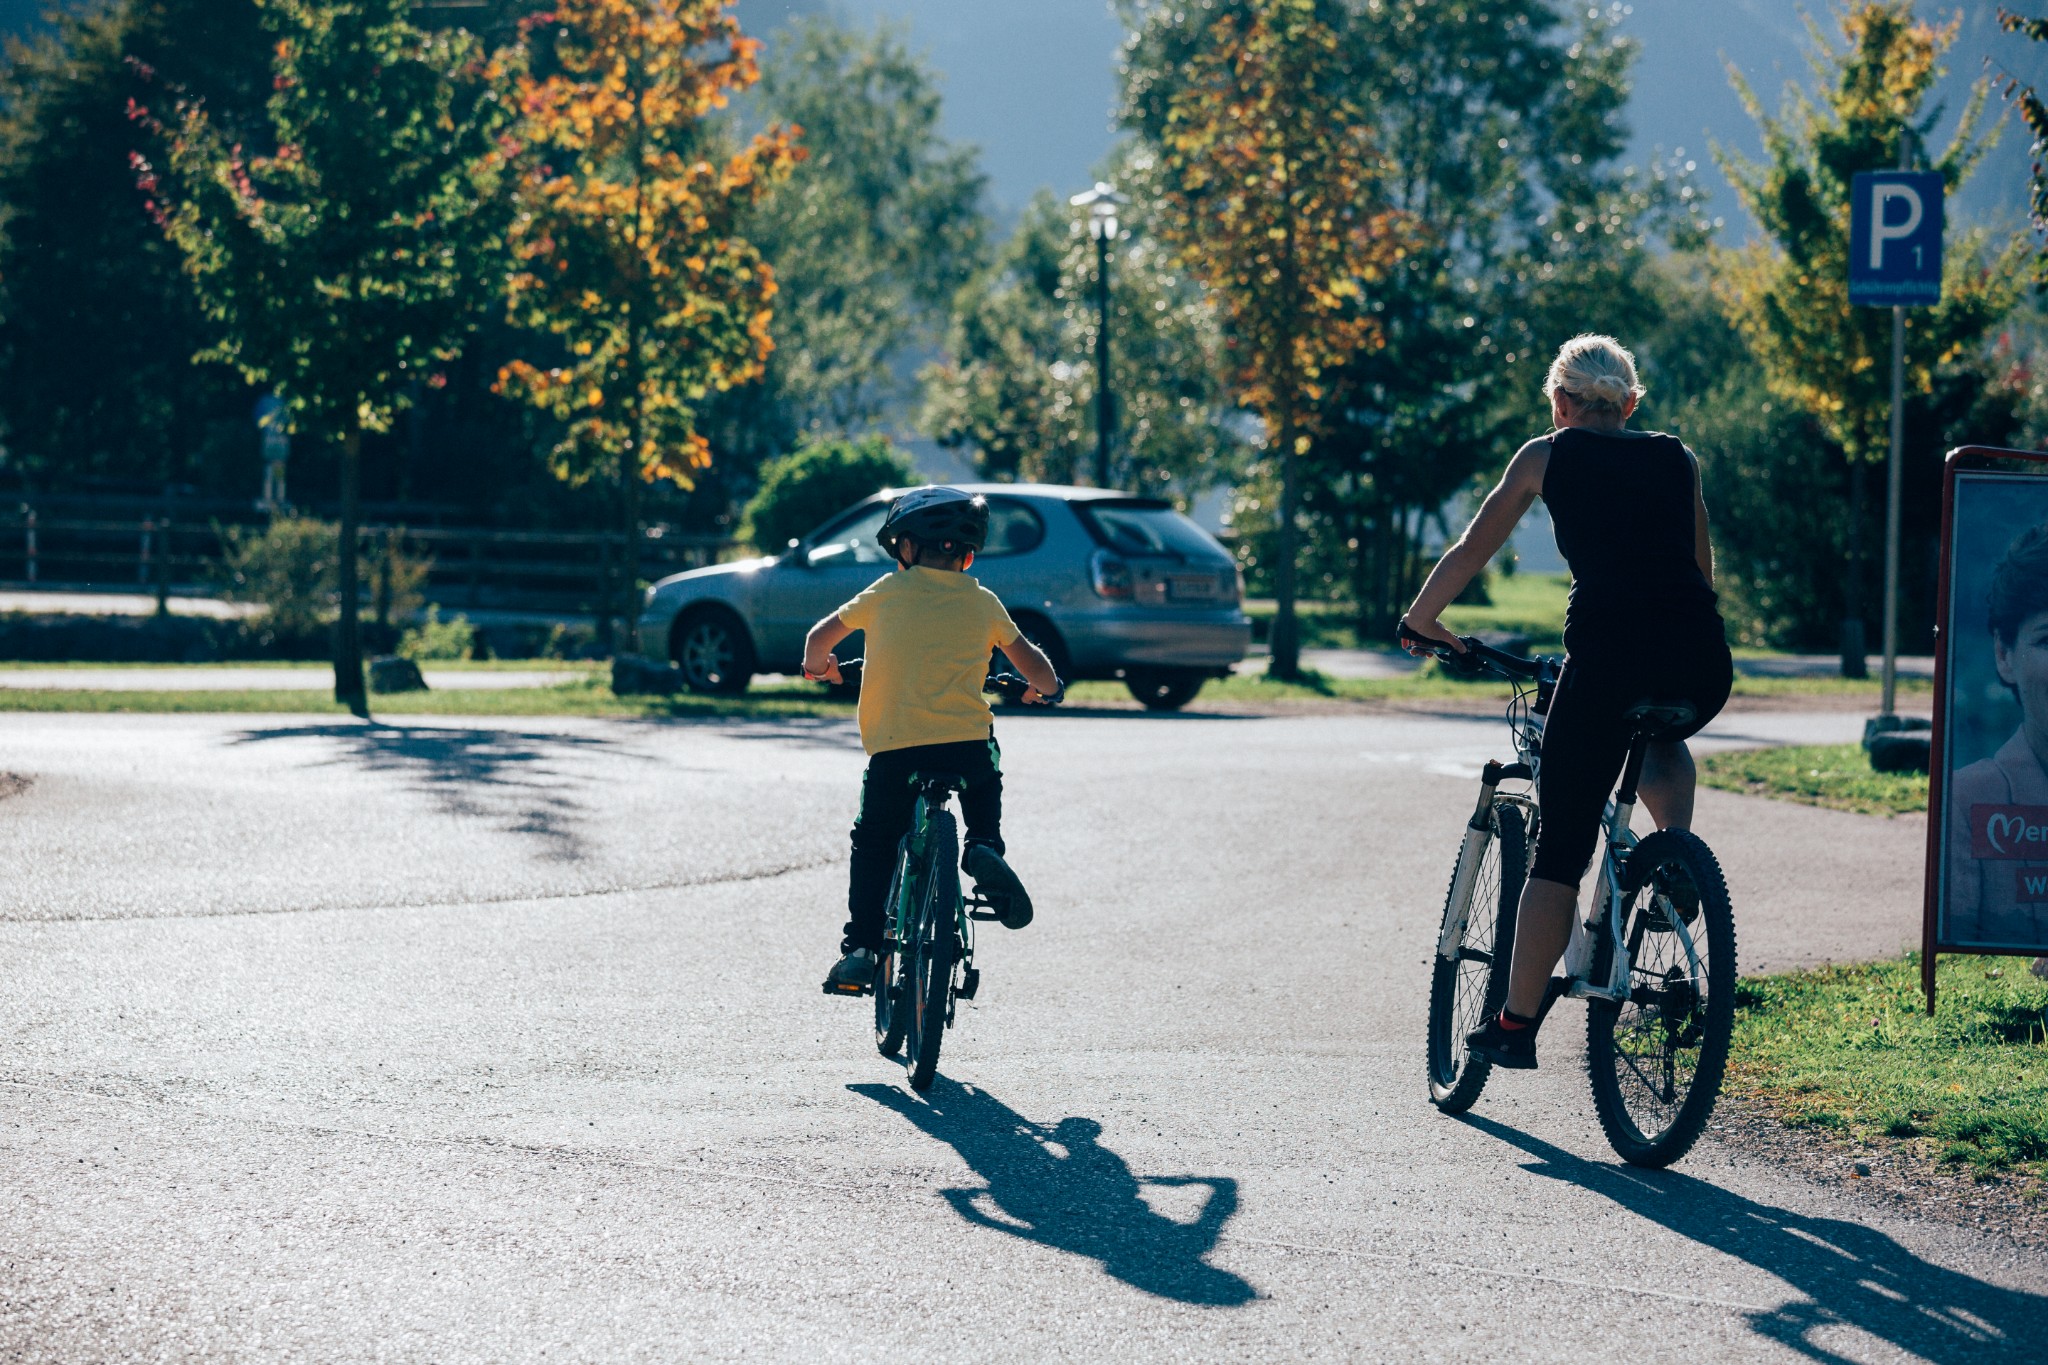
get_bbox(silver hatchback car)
[637,483,1250,710]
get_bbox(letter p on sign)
[1849,170,1943,308]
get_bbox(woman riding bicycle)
[1401,333,1733,1069]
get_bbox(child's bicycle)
[1402,628,1737,1168]
[824,665,1060,1092]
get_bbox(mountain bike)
[1403,630,1737,1168]
[826,666,1060,1093]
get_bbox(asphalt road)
[1,706,2034,1363]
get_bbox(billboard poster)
[1931,457,2048,963]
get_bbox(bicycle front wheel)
[905,810,961,1093]
[1586,828,1736,1168]
[1427,800,1527,1112]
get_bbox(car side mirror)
[785,538,811,568]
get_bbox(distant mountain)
[7,0,2043,232]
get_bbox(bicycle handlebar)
[1396,620,1545,681]
[816,657,1063,705]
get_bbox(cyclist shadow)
[849,1078,1257,1307]
[1460,1113,2046,1362]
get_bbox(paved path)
[0,710,2030,1361]
[0,666,586,691]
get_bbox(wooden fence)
[0,508,736,617]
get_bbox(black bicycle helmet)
[876,485,989,558]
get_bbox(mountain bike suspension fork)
[1437,761,1515,960]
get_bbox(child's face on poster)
[1995,609,2048,724]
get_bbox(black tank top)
[1542,427,1717,645]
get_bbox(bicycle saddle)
[1623,700,1697,739]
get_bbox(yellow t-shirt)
[836,566,1022,755]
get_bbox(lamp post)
[1069,181,1126,489]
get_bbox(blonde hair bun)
[1543,334,1645,415]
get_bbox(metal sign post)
[1848,160,1943,718]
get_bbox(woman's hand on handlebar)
[1398,616,1466,658]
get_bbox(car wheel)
[671,608,755,695]
[1125,666,1206,711]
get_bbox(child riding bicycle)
[802,486,1063,994]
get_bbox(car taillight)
[1091,550,1133,600]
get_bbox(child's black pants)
[844,735,1003,953]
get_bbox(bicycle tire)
[1427,801,1526,1112]
[1585,828,1736,1168]
[905,810,961,1093]
[874,851,910,1057]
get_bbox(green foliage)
[1700,742,1929,816]
[1711,3,2024,465]
[739,436,916,552]
[705,18,987,472]
[136,0,512,441]
[398,605,477,661]
[214,516,337,639]
[0,0,269,491]
[920,173,1248,497]
[1732,955,2048,1179]
[1999,8,2048,283]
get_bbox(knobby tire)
[1427,801,1527,1112]
[1585,828,1736,1168]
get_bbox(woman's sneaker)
[1464,1012,1539,1069]
[964,844,1033,929]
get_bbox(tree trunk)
[334,427,368,717]
[1841,455,1868,678]
[620,315,646,658]
[1269,416,1303,681]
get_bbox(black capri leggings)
[1527,625,1733,889]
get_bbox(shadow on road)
[229,722,649,862]
[851,1077,1256,1306]
[1461,1113,2045,1362]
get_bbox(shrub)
[214,517,337,640]
[740,435,918,553]
[398,605,478,661]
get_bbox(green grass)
[1733,955,2048,1182]
[0,676,845,719]
[1700,742,1928,816]
[0,657,606,673]
[1439,571,1569,649]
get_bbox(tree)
[1302,0,1709,636]
[1121,0,1408,678]
[495,0,799,646]
[137,0,510,713]
[1711,1,2026,673]
[1995,9,2048,282]
[919,173,1248,499]
[700,18,986,478]
[738,435,916,554]
[0,0,270,494]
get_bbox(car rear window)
[1073,500,1224,560]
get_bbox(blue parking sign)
[1849,170,1943,307]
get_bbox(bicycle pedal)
[821,980,871,998]
[958,967,981,1000]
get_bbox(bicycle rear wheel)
[1427,801,1527,1112]
[905,810,961,1093]
[874,852,910,1057]
[1586,828,1736,1168]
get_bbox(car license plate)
[1168,575,1218,600]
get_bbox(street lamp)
[1069,181,1127,489]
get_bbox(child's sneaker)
[823,946,878,994]
[964,843,1033,930]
